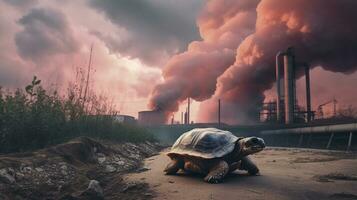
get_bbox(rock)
[21,166,32,173]
[35,167,44,172]
[87,180,103,195]
[136,167,150,172]
[61,169,68,176]
[0,168,16,184]
[144,192,153,197]
[79,180,104,199]
[97,157,106,164]
[60,165,68,170]
[114,160,125,166]
[121,183,138,192]
[105,165,116,173]
[46,179,53,185]
[7,168,15,175]
[15,172,25,179]
[60,164,69,175]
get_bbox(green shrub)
[0,76,155,153]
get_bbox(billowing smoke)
[149,0,259,113]
[150,0,357,124]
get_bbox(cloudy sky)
[1,0,357,122]
[0,0,204,118]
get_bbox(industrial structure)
[136,47,355,151]
[260,47,314,124]
[113,115,136,124]
[138,111,166,126]
[316,98,338,119]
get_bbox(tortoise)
[164,128,265,183]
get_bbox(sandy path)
[126,148,357,200]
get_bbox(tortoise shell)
[167,128,239,159]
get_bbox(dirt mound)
[0,137,161,200]
[46,137,112,165]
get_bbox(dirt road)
[126,148,357,200]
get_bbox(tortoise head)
[238,137,265,156]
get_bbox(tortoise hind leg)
[164,158,183,175]
[204,160,229,184]
[240,156,259,175]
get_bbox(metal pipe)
[276,51,285,122]
[304,63,312,122]
[284,48,295,124]
[261,123,357,135]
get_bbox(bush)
[0,76,155,153]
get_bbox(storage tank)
[138,111,167,126]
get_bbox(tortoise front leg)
[204,160,229,184]
[228,161,241,173]
[240,156,259,175]
[164,158,183,175]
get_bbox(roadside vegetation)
[0,76,155,154]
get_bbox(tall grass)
[0,76,154,154]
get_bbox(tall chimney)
[284,48,295,124]
[184,109,188,124]
[187,98,190,124]
[181,112,183,124]
[276,51,285,122]
[304,63,312,122]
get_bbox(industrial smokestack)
[184,110,188,124]
[181,112,183,124]
[276,51,285,122]
[150,0,357,124]
[284,48,296,124]
[304,63,312,122]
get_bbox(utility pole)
[218,99,221,127]
[83,44,93,108]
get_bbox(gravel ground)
[126,147,357,200]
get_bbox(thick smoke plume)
[149,0,259,113]
[150,0,357,124]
